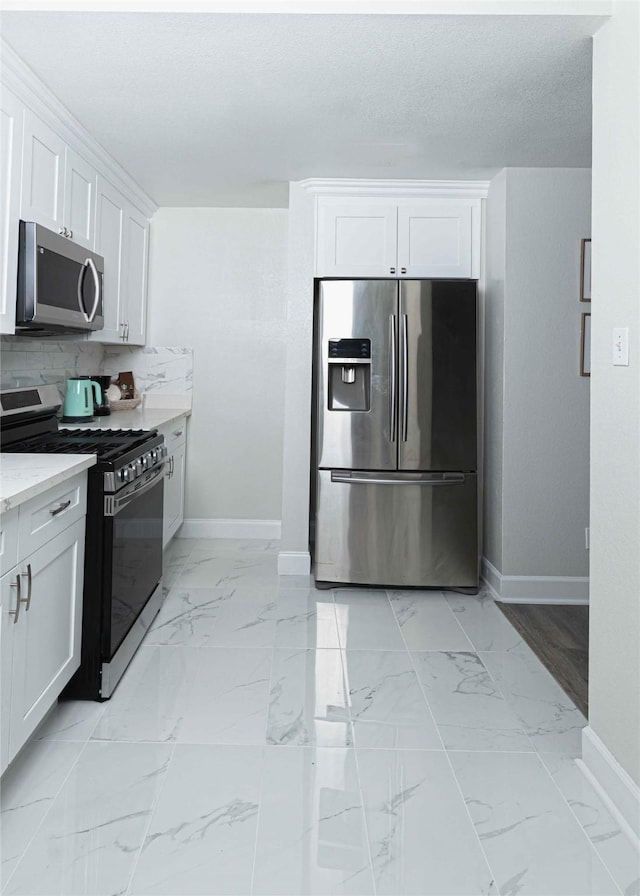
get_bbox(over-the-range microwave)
[16,220,104,336]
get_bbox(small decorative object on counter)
[115,371,135,400]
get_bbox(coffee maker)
[90,375,112,416]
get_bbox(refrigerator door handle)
[401,313,409,441]
[389,315,397,442]
[331,472,466,486]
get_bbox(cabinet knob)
[58,227,66,236]
[390,267,396,274]
[401,267,407,274]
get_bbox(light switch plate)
[613,327,629,366]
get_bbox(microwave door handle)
[85,258,101,323]
[77,258,101,323]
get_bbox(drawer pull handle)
[20,564,33,611]
[172,430,183,437]
[49,500,71,517]
[9,575,27,624]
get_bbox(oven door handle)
[104,463,165,517]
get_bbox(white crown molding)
[579,727,640,846]
[0,3,614,13]
[180,518,281,539]
[1,40,158,219]
[481,557,590,604]
[297,178,490,198]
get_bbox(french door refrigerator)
[313,278,478,589]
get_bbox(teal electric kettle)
[62,377,101,423]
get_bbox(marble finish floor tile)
[479,648,587,753]
[207,594,278,647]
[334,591,405,650]
[4,741,171,896]
[412,651,533,751]
[356,748,497,895]
[145,586,228,646]
[178,552,279,589]
[274,590,340,649]
[178,648,272,745]
[389,591,473,651]
[540,752,640,895]
[267,648,352,746]
[449,750,620,895]
[91,645,197,743]
[128,744,262,896]
[445,590,525,652]
[5,539,630,896]
[343,650,441,749]
[1,740,84,887]
[35,699,106,742]
[253,747,375,895]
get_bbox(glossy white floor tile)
[412,650,533,751]
[128,745,262,895]
[356,748,497,895]
[389,591,474,651]
[2,539,631,896]
[449,750,621,895]
[342,650,441,749]
[4,741,172,896]
[253,747,375,895]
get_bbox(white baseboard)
[277,551,311,576]
[579,726,640,846]
[179,519,281,540]
[481,557,589,604]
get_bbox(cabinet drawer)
[17,474,87,557]
[0,507,19,572]
[159,418,187,452]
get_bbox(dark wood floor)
[496,603,589,718]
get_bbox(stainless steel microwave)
[16,220,104,335]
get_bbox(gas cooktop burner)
[3,428,155,463]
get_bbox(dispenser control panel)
[328,339,371,359]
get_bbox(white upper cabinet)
[91,179,149,345]
[123,204,149,345]
[317,200,397,277]
[316,193,482,279]
[20,110,96,249]
[1,43,156,342]
[0,86,23,335]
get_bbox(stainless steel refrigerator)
[313,279,478,590]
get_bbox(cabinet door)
[91,176,126,343]
[317,201,397,277]
[123,204,149,345]
[8,519,84,760]
[20,109,66,233]
[397,202,473,278]
[63,147,96,251]
[1,567,18,775]
[0,87,23,335]
[163,441,186,547]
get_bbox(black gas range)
[1,385,167,699]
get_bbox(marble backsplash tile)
[0,339,193,399]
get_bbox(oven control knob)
[122,466,132,482]
[134,459,143,477]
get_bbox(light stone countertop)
[0,454,97,513]
[58,405,190,433]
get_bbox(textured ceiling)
[1,12,602,207]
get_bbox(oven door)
[103,466,164,662]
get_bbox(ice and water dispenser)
[327,338,371,411]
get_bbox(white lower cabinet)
[0,476,87,775]
[158,418,187,548]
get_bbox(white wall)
[483,168,591,596]
[589,0,640,788]
[146,208,288,525]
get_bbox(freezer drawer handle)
[331,472,466,486]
